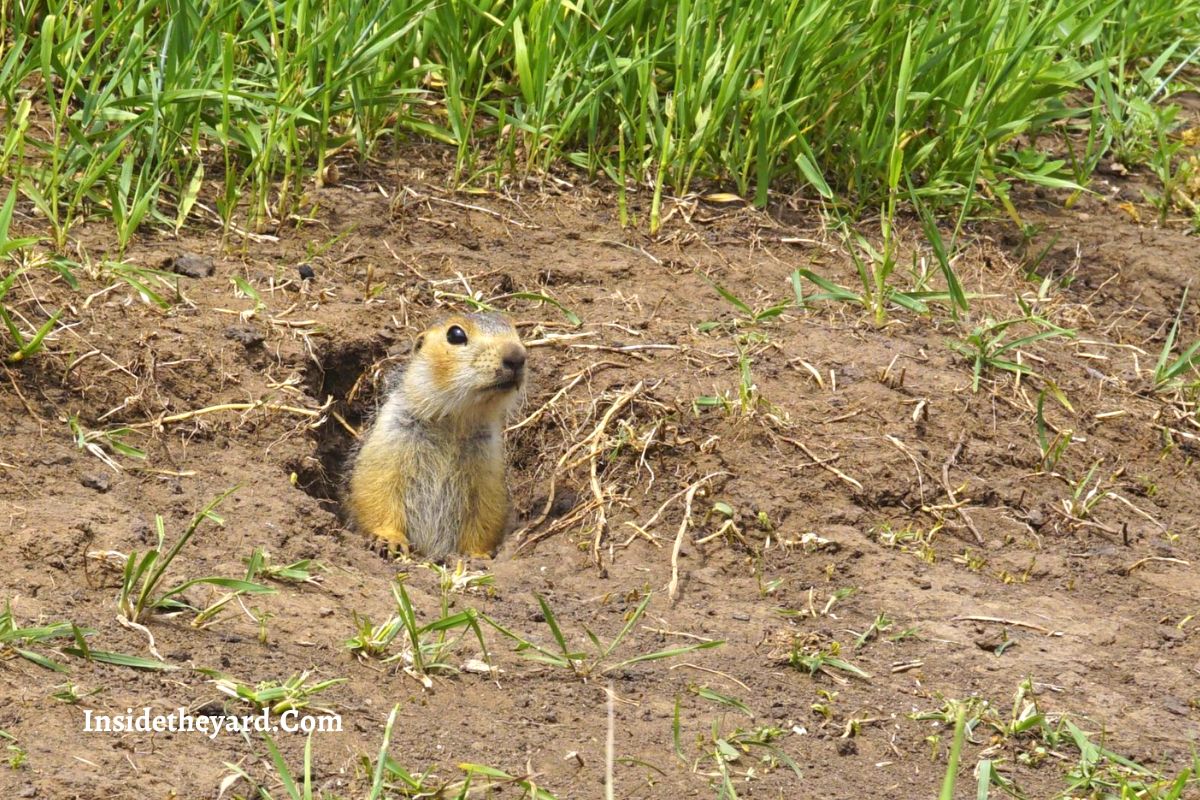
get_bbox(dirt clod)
[163,252,215,278]
[80,474,110,493]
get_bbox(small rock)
[298,263,315,280]
[1025,508,1045,529]
[81,474,110,493]
[1163,695,1190,717]
[164,252,215,278]
[1159,626,1185,642]
[132,518,153,543]
[224,326,265,348]
[318,608,334,618]
[974,631,1009,652]
[731,612,750,622]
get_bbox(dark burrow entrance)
[289,335,395,514]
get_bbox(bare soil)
[1,150,1199,799]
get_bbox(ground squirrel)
[347,312,527,558]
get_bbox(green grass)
[948,303,1076,392]
[1,0,1198,248]
[1154,286,1200,389]
[346,577,492,679]
[924,682,1200,800]
[116,488,275,625]
[212,670,345,715]
[484,591,723,678]
[0,601,77,672]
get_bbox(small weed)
[755,568,784,599]
[691,686,754,718]
[787,641,871,681]
[69,415,146,471]
[116,489,275,624]
[693,501,749,548]
[485,591,722,679]
[0,268,60,364]
[811,688,837,723]
[682,704,802,799]
[1035,384,1074,472]
[435,289,581,327]
[851,612,893,650]
[1143,105,1186,225]
[694,340,773,420]
[7,742,26,770]
[774,587,856,620]
[888,626,921,642]
[59,623,173,671]
[212,670,344,715]
[223,731,316,800]
[1063,460,1110,521]
[1,612,158,673]
[0,602,77,672]
[793,185,969,327]
[0,186,43,321]
[348,578,491,684]
[51,681,101,704]
[918,682,1200,798]
[244,548,323,586]
[346,607,406,661]
[699,277,789,331]
[876,522,938,562]
[1153,286,1200,390]
[949,305,1074,392]
[252,608,274,646]
[360,706,560,800]
[953,549,988,573]
[426,561,496,601]
[101,261,180,309]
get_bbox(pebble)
[163,252,215,278]
[1163,695,1191,717]
[81,474,110,493]
[224,326,265,348]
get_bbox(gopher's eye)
[446,325,468,345]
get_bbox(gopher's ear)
[414,333,425,352]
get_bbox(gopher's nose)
[502,344,526,374]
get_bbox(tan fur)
[346,313,526,559]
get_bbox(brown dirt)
[1,150,1199,799]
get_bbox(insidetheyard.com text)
[83,707,342,738]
